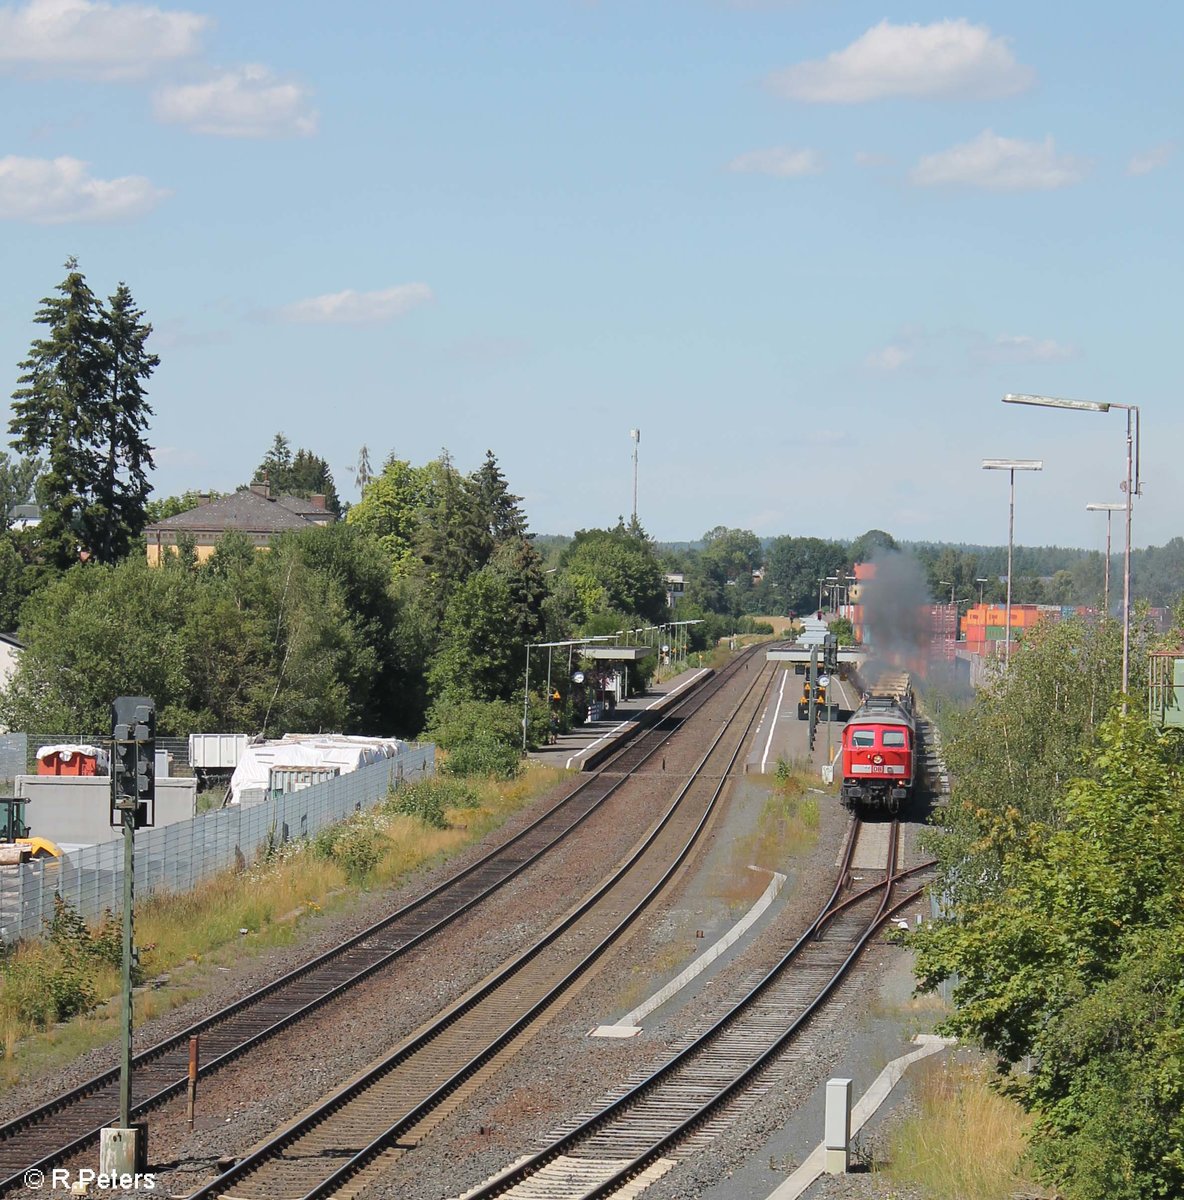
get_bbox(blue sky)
[0,2,1179,552]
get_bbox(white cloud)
[1127,142,1175,176]
[982,334,1078,364]
[768,18,1033,103]
[0,155,168,222]
[854,150,893,168]
[910,130,1087,191]
[154,64,317,137]
[726,146,823,178]
[0,0,207,79]
[278,285,434,325]
[866,345,911,372]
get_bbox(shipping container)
[268,765,341,797]
[188,733,250,771]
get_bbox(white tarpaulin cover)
[227,734,407,804]
[36,744,111,772]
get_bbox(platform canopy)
[582,646,655,662]
[765,647,867,664]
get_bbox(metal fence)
[0,734,28,787]
[17,733,192,773]
[0,744,434,943]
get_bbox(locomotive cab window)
[882,730,907,748]
[851,729,876,748]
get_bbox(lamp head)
[1003,393,1109,413]
[982,459,1043,470]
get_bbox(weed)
[0,764,566,1086]
[885,1055,1051,1200]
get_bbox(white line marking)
[564,669,712,770]
[591,866,786,1037]
[759,669,790,773]
[764,1034,956,1199]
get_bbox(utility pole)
[629,428,640,526]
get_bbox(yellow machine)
[0,797,62,860]
[797,680,828,721]
[17,836,61,858]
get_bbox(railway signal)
[105,696,156,1176]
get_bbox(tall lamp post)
[1085,502,1127,618]
[975,577,988,605]
[629,428,640,526]
[1003,393,1141,694]
[981,459,1044,666]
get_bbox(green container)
[986,626,1005,638]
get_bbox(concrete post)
[824,1077,852,1174]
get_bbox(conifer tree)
[9,261,157,566]
[473,449,528,543]
[90,282,158,562]
[9,259,107,566]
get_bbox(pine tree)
[9,262,158,566]
[90,283,158,563]
[9,259,107,566]
[253,433,341,514]
[257,432,293,490]
[355,444,373,492]
[473,449,528,543]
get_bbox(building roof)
[143,489,316,536]
[275,494,333,519]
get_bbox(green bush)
[426,697,521,750]
[43,961,97,1023]
[311,825,341,861]
[384,778,478,828]
[0,897,120,1032]
[444,736,521,779]
[309,817,382,882]
[333,823,381,883]
[426,697,524,776]
[2,959,56,1027]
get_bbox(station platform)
[527,666,715,772]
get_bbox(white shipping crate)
[188,733,249,771]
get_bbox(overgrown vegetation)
[0,768,566,1082]
[885,1057,1048,1200]
[909,615,1184,1199]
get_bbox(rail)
[182,654,779,1199]
[0,657,745,1195]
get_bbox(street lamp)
[1085,502,1127,617]
[982,459,1044,666]
[938,580,957,605]
[975,577,988,605]
[1004,393,1141,694]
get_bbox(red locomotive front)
[840,698,915,814]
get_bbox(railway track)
[454,819,935,1200]
[181,654,781,1199]
[0,650,764,1196]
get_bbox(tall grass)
[717,764,820,908]
[0,766,570,1086]
[884,1056,1050,1200]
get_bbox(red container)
[36,746,104,776]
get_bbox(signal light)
[110,696,156,830]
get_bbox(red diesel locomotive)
[840,673,916,814]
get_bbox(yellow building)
[144,484,334,565]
